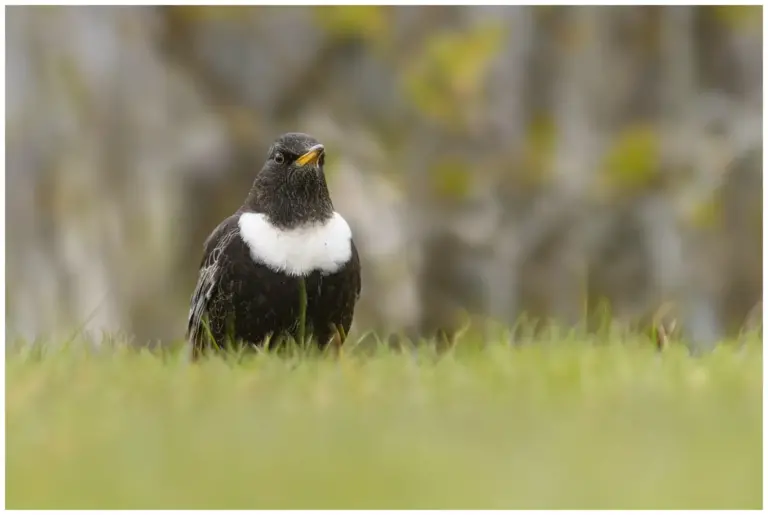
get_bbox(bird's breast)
[238,212,353,276]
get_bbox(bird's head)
[245,132,334,228]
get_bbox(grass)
[5,332,763,509]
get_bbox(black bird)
[187,132,362,358]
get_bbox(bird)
[186,132,361,358]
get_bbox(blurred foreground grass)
[6,335,762,509]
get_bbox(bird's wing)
[350,239,362,300]
[186,215,240,348]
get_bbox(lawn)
[5,334,762,509]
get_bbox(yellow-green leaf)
[601,124,660,192]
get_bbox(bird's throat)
[245,171,334,229]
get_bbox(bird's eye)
[274,153,285,165]
[319,154,325,166]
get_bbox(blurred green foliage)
[709,5,762,29]
[600,124,660,193]
[57,57,91,114]
[403,23,506,127]
[687,196,725,230]
[430,160,472,201]
[314,6,390,44]
[521,116,557,186]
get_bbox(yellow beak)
[295,144,325,167]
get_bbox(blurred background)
[6,5,763,349]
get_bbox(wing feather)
[186,216,240,348]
